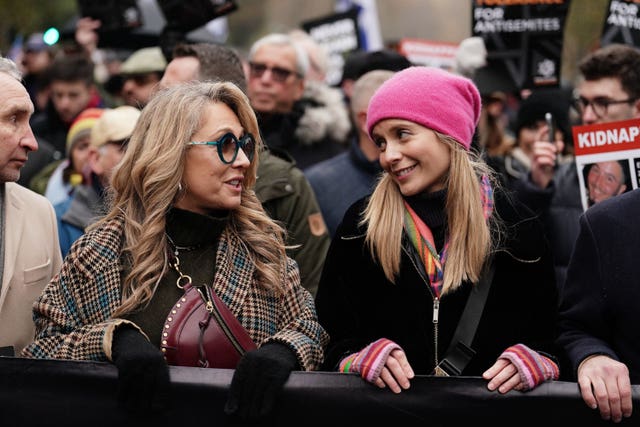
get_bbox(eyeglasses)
[574,95,637,118]
[186,132,256,164]
[248,62,301,83]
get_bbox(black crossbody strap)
[438,256,495,376]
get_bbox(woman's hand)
[482,357,524,393]
[339,338,414,393]
[483,343,559,394]
[372,348,414,393]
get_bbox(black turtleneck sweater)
[403,189,448,252]
[124,207,228,347]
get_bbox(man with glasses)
[513,43,640,290]
[246,33,350,169]
[574,96,638,124]
[513,43,640,422]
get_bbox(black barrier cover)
[1,357,639,426]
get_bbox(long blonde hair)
[94,82,288,316]
[362,133,500,295]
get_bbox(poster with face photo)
[573,118,640,211]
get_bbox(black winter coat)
[315,189,561,377]
[557,189,640,382]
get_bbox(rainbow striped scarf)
[403,175,493,297]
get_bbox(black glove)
[224,342,299,420]
[112,326,171,416]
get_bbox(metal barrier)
[1,356,638,426]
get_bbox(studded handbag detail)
[161,283,257,369]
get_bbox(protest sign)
[302,9,361,86]
[573,118,640,210]
[397,38,459,70]
[471,0,570,90]
[601,0,640,46]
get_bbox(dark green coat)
[255,149,330,298]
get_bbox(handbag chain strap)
[166,234,213,313]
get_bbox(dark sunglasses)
[248,61,300,83]
[187,132,255,164]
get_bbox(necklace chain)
[166,234,193,289]
[166,233,200,252]
[165,233,214,312]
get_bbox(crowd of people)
[0,19,639,424]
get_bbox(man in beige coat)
[0,56,62,355]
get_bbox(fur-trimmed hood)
[294,81,351,146]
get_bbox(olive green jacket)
[255,149,330,298]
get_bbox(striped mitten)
[338,338,401,383]
[498,343,559,390]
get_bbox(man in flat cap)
[119,47,166,108]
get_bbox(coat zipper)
[433,297,440,367]
[196,285,246,356]
[402,244,440,370]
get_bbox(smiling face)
[372,119,451,196]
[587,160,627,204]
[174,102,251,214]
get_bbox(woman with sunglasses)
[22,81,328,420]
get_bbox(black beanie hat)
[341,49,412,84]
[515,88,572,143]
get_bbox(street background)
[0,0,611,87]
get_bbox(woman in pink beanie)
[315,66,563,395]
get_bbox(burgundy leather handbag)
[161,283,257,369]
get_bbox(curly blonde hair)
[94,82,288,316]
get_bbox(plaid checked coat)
[22,213,328,371]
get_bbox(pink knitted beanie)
[366,66,482,150]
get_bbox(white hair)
[248,33,310,78]
[0,56,22,80]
